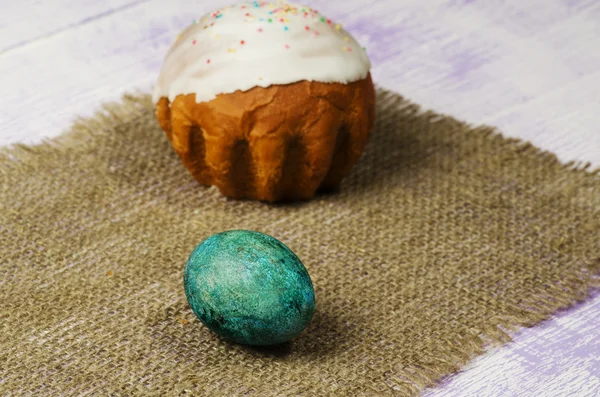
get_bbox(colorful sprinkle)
[175,2,365,66]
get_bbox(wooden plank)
[426,294,600,396]
[0,0,226,145]
[0,0,151,53]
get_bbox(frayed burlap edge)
[1,89,599,396]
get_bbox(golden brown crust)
[155,74,376,202]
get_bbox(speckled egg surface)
[184,230,315,346]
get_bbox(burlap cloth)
[1,90,599,396]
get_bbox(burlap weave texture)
[1,90,599,396]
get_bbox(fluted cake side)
[155,75,376,202]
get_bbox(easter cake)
[154,1,375,202]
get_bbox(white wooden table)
[2,1,599,395]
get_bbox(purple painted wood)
[426,291,600,396]
[1,1,599,395]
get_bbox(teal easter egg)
[184,230,316,346]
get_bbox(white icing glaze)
[152,1,371,104]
